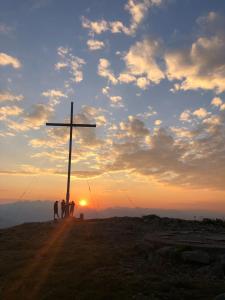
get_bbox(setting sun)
[79,199,88,207]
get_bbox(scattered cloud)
[125,0,163,35]
[0,91,23,102]
[165,13,225,93]
[42,89,67,98]
[211,97,223,107]
[109,96,124,108]
[118,115,149,139]
[136,77,150,89]
[101,86,124,107]
[154,119,162,126]
[55,47,86,84]
[102,86,110,95]
[98,38,164,90]
[0,23,13,35]
[82,0,164,36]
[137,106,157,119]
[87,39,105,50]
[121,38,164,89]
[220,103,225,111]
[0,52,21,69]
[180,110,191,122]
[106,110,225,190]
[82,17,109,35]
[98,58,118,84]
[30,105,106,153]
[193,108,208,119]
[7,103,53,132]
[42,89,67,106]
[0,105,23,120]
[118,73,136,83]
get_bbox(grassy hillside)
[0,216,225,300]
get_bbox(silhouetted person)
[70,201,75,217]
[54,201,59,220]
[61,199,66,219]
[63,203,69,218]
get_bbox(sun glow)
[79,199,88,207]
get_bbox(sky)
[1,0,225,212]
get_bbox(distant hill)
[0,200,225,228]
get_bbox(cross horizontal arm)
[46,122,96,127]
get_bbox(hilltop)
[1,215,225,300]
[1,200,225,229]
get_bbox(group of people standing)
[54,199,75,220]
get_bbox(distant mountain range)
[0,200,224,228]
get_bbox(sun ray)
[3,218,74,300]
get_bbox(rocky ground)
[1,215,225,299]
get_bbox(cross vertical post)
[46,101,96,218]
[65,101,73,217]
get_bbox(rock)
[197,263,224,279]
[132,293,149,299]
[133,242,152,258]
[157,246,176,258]
[220,254,225,267]
[214,294,225,300]
[181,250,210,264]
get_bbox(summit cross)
[46,101,96,217]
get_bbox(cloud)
[220,104,225,111]
[82,17,109,35]
[154,119,162,126]
[42,89,67,106]
[101,86,124,107]
[193,108,208,119]
[98,58,118,84]
[102,86,110,95]
[30,105,105,152]
[0,52,21,69]
[197,11,225,37]
[6,104,225,191]
[211,97,223,107]
[0,131,15,137]
[179,108,208,123]
[136,77,150,89]
[0,91,23,102]
[118,115,149,139]
[106,110,225,190]
[42,89,67,98]
[120,38,164,89]
[7,103,53,132]
[109,21,130,35]
[87,39,105,50]
[0,23,13,35]
[137,106,157,119]
[0,105,23,120]
[63,170,103,178]
[202,114,221,126]
[165,13,225,93]
[30,0,53,10]
[170,127,193,139]
[72,108,104,147]
[109,96,124,108]
[180,110,191,122]
[82,0,164,36]
[118,73,136,83]
[55,47,86,83]
[125,0,162,34]
[97,38,165,90]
